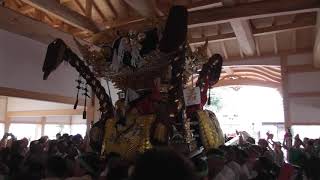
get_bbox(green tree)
[206,91,223,112]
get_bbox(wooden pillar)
[4,97,9,133]
[69,116,72,135]
[280,55,291,129]
[40,116,46,137]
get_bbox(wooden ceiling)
[187,65,281,89]
[2,0,320,62]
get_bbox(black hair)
[192,157,208,179]
[304,157,320,180]
[46,155,67,178]
[131,148,196,180]
[106,160,130,180]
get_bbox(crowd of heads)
[0,130,320,180]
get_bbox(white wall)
[0,29,79,99]
[288,72,320,93]
[290,97,320,124]
[7,97,76,111]
[287,52,320,124]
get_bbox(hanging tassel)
[74,90,79,110]
[82,84,90,119]
[74,77,82,109]
[83,98,87,119]
[207,88,211,105]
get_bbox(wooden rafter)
[255,66,281,77]
[124,0,159,18]
[220,41,229,59]
[20,0,99,33]
[74,0,85,15]
[187,0,223,12]
[273,33,278,54]
[85,0,93,18]
[292,29,297,52]
[255,37,261,56]
[215,79,281,89]
[231,69,282,82]
[20,6,34,14]
[230,19,256,56]
[190,16,316,45]
[229,71,281,83]
[92,1,108,21]
[0,6,97,53]
[104,0,118,19]
[7,109,83,117]
[89,0,319,44]
[188,0,320,28]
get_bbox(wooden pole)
[280,55,291,129]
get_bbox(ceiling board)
[251,17,274,29]
[203,24,219,36]
[256,34,274,54]
[274,14,295,26]
[208,42,224,58]
[277,31,294,52]
[219,22,233,34]
[224,39,241,58]
[296,28,315,50]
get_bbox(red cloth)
[278,164,295,180]
[135,82,161,115]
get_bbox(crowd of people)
[0,129,319,180]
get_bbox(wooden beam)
[215,79,281,89]
[314,11,320,67]
[253,14,316,36]
[292,30,297,52]
[221,0,238,7]
[20,6,35,14]
[273,33,278,54]
[92,1,108,21]
[0,86,85,106]
[255,37,261,56]
[287,64,320,73]
[280,55,291,129]
[190,33,236,45]
[289,92,320,98]
[224,67,234,75]
[187,0,223,12]
[189,17,316,45]
[40,117,45,136]
[231,68,281,80]
[3,97,9,133]
[230,19,256,56]
[85,0,92,18]
[20,0,99,33]
[60,0,73,3]
[220,41,229,59]
[91,0,319,45]
[7,109,83,117]
[74,0,85,15]
[188,0,320,28]
[104,0,118,19]
[124,0,159,18]
[0,6,98,55]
